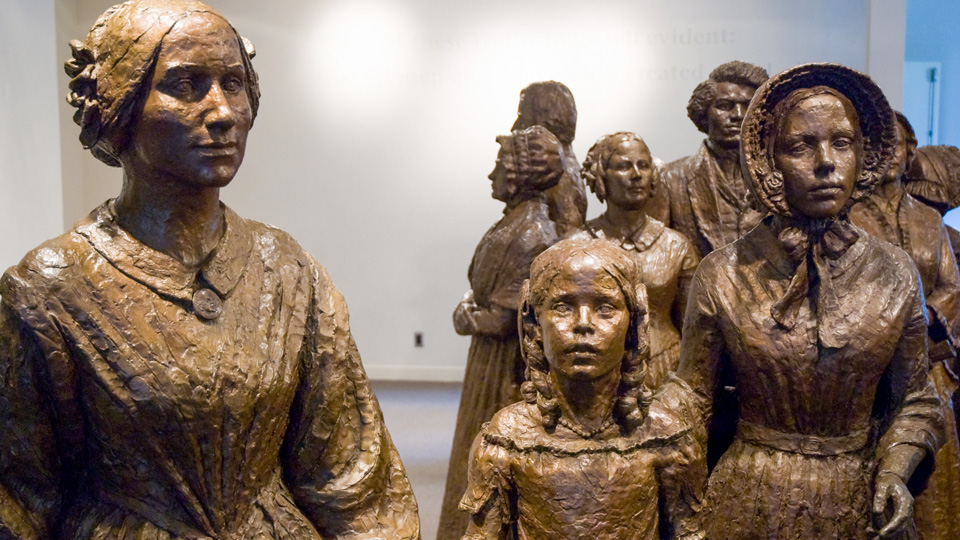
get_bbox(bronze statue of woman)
[0,1,419,537]
[571,132,699,389]
[850,112,960,540]
[663,63,944,540]
[438,126,563,540]
[511,81,587,237]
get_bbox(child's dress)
[460,401,703,540]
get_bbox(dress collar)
[586,214,665,252]
[76,200,254,302]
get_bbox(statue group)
[1,2,959,540]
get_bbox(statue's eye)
[833,137,853,150]
[596,303,617,317]
[552,303,572,315]
[222,77,244,93]
[174,80,195,95]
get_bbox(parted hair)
[64,0,261,167]
[581,132,650,203]
[519,237,652,433]
[687,61,769,134]
[511,81,577,146]
[495,125,565,201]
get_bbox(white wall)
[0,0,65,270]
[32,0,904,380]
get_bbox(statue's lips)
[808,186,844,198]
[565,343,600,355]
[193,142,238,157]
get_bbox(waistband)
[736,420,869,456]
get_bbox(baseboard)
[365,364,465,382]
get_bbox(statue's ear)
[518,279,542,362]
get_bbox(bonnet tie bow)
[770,217,860,348]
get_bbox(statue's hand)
[453,290,478,335]
[872,471,913,539]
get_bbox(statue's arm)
[459,433,511,540]
[925,223,960,349]
[0,302,64,540]
[671,238,701,334]
[873,272,944,538]
[672,270,724,424]
[281,256,420,540]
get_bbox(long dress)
[0,202,419,539]
[666,217,943,540]
[437,197,558,540]
[850,188,960,540]
[573,216,699,389]
[459,402,703,540]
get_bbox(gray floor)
[371,380,462,540]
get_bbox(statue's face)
[888,121,909,181]
[125,13,252,188]
[538,255,629,385]
[706,81,755,149]
[603,139,653,210]
[775,94,860,219]
[489,146,511,202]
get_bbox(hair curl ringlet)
[739,63,898,219]
[64,0,261,167]
[518,237,652,433]
[581,132,651,203]
[494,125,565,201]
[686,60,769,134]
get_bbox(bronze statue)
[903,143,960,264]
[0,1,420,538]
[851,113,960,540]
[571,132,699,389]
[460,237,703,540]
[438,125,563,540]
[662,63,944,540]
[511,81,587,237]
[661,61,770,258]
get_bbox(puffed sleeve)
[459,431,513,540]
[876,269,944,463]
[0,265,84,540]
[281,256,420,540]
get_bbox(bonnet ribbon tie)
[770,217,859,348]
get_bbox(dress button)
[192,288,223,320]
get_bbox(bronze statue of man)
[661,61,769,258]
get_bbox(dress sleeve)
[665,269,724,426]
[459,431,513,540]
[281,256,420,540]
[486,221,556,313]
[876,270,945,463]
[925,223,960,351]
[671,236,701,333]
[0,266,84,540]
[654,428,706,540]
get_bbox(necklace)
[557,416,615,439]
